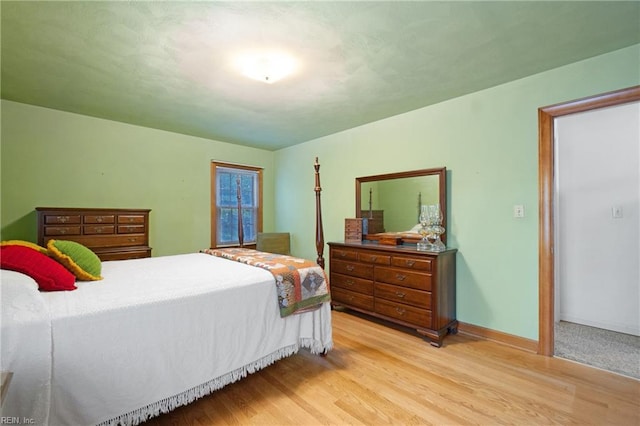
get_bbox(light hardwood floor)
[145,310,639,425]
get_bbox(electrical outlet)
[612,206,623,219]
[513,205,525,218]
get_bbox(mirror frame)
[355,167,447,244]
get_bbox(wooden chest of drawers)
[329,241,457,347]
[344,218,363,243]
[36,207,151,261]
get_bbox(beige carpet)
[554,321,639,379]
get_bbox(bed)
[0,159,331,425]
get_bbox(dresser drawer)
[331,273,373,295]
[375,267,432,291]
[44,214,81,225]
[117,224,145,234]
[332,248,359,261]
[332,288,374,311]
[375,282,431,309]
[331,259,374,280]
[95,234,147,247]
[96,248,151,261]
[391,255,432,272]
[84,225,115,235]
[50,234,147,249]
[84,215,115,224]
[118,215,145,224]
[44,226,81,236]
[358,252,391,265]
[375,299,432,328]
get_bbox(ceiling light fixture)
[236,51,297,84]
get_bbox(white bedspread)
[1,270,52,424]
[1,253,332,425]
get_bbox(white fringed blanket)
[1,253,332,425]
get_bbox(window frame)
[210,161,263,248]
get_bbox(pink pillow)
[0,245,76,291]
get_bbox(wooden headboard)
[36,207,151,261]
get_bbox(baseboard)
[458,322,539,353]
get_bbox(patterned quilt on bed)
[201,248,331,317]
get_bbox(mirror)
[356,167,446,244]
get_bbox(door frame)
[538,85,640,355]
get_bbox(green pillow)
[47,239,102,281]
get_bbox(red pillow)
[0,245,76,291]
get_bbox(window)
[211,162,263,248]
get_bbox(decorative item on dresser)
[329,241,457,347]
[36,207,151,260]
[344,218,363,243]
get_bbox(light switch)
[514,205,525,218]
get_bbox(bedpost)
[236,176,244,247]
[368,188,373,218]
[314,157,325,269]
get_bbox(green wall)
[273,44,640,340]
[0,101,275,256]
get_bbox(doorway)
[538,85,640,356]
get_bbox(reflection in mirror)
[356,167,446,244]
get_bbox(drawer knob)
[346,265,355,272]
[97,216,104,223]
[371,255,377,261]
[395,307,406,315]
[60,229,67,234]
[340,252,347,257]
[395,291,406,299]
[396,274,407,281]
[406,260,415,267]
[348,295,354,301]
[128,238,137,242]
[346,280,354,286]
[57,216,69,223]
[96,227,104,233]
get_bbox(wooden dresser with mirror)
[330,167,457,347]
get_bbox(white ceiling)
[2,1,639,150]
